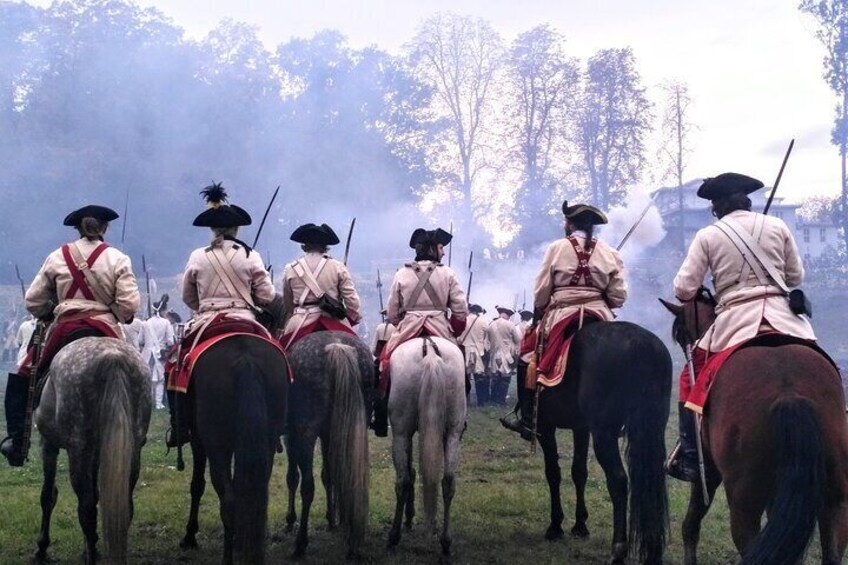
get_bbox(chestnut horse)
[662,288,848,565]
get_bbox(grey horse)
[34,337,152,564]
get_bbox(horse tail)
[232,355,273,562]
[97,355,135,564]
[625,368,670,562]
[325,343,369,553]
[418,346,447,528]
[741,396,825,565]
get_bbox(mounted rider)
[168,183,277,447]
[459,304,489,403]
[666,172,816,482]
[279,223,361,348]
[372,227,469,436]
[2,204,140,466]
[501,201,627,440]
[487,306,520,406]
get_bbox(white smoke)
[602,186,666,262]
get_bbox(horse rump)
[740,395,825,565]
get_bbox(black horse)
[283,331,373,559]
[536,320,672,565]
[178,333,289,565]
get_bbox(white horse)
[386,336,466,556]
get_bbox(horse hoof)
[440,537,452,556]
[571,523,590,538]
[32,549,52,564]
[387,530,401,549]
[545,524,564,541]
[179,536,199,550]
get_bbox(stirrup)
[0,436,25,467]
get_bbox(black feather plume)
[200,181,228,205]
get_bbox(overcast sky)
[23,0,842,203]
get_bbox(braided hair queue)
[77,217,108,241]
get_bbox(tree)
[658,79,695,254]
[799,0,848,251]
[407,13,504,224]
[504,25,580,246]
[574,48,652,210]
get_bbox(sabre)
[616,194,658,251]
[763,139,795,215]
[253,185,280,249]
[142,254,152,318]
[343,217,356,266]
[448,220,453,267]
[14,264,25,301]
[377,270,385,322]
[685,344,711,505]
[466,251,474,301]
[120,188,129,245]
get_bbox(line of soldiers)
[3,173,821,493]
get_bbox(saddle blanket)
[536,310,602,388]
[279,316,357,350]
[18,313,117,377]
[684,333,838,414]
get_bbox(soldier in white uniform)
[459,304,490,405]
[372,227,469,436]
[371,309,396,358]
[146,295,175,409]
[3,204,140,466]
[487,306,521,406]
[280,223,362,348]
[15,315,37,367]
[502,202,627,439]
[667,172,816,482]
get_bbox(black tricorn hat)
[409,227,453,249]
[697,173,764,200]
[290,223,340,246]
[496,305,515,317]
[153,293,169,311]
[192,182,252,228]
[63,205,119,227]
[562,201,608,225]
[469,304,485,314]
[519,310,533,320]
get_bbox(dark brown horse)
[662,289,848,565]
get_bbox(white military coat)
[458,313,489,374]
[487,316,520,376]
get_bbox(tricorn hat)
[153,294,169,312]
[518,309,533,321]
[290,223,340,246]
[469,304,485,314]
[409,227,453,249]
[697,173,764,200]
[496,305,515,317]
[192,182,252,228]
[63,205,119,227]
[562,201,608,225]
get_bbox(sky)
[20,0,843,204]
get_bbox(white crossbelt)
[713,217,790,294]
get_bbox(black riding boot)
[372,395,389,437]
[165,390,191,448]
[666,402,700,482]
[500,387,535,442]
[1,373,29,467]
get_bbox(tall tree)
[574,48,652,210]
[505,25,580,246]
[799,0,848,252]
[407,13,504,223]
[658,79,695,254]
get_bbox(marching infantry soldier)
[487,306,520,406]
[2,204,140,466]
[147,295,175,409]
[121,310,147,352]
[502,201,627,440]
[371,309,396,358]
[279,223,362,347]
[372,227,469,436]
[515,309,533,343]
[15,315,36,367]
[666,173,815,482]
[459,304,489,404]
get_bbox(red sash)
[61,243,109,300]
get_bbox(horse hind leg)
[207,452,235,565]
[571,429,590,539]
[34,442,60,563]
[818,498,848,565]
[180,439,207,550]
[388,434,413,549]
[404,442,415,531]
[592,430,628,564]
[320,436,337,531]
[440,430,462,556]
[293,433,318,558]
[283,435,300,536]
[68,449,99,565]
[682,471,722,565]
[538,427,564,541]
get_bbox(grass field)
[0,392,829,564]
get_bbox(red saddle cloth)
[18,312,117,377]
[166,314,288,393]
[536,310,602,388]
[684,333,838,414]
[279,316,357,350]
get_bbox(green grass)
[0,405,825,564]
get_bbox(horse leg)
[571,429,590,539]
[284,435,300,535]
[320,435,337,531]
[538,426,564,541]
[725,476,769,557]
[440,431,461,556]
[818,498,848,565]
[293,433,317,558]
[207,452,235,565]
[180,439,207,550]
[404,440,415,531]
[592,430,628,564]
[682,471,721,565]
[388,434,412,549]
[68,449,99,565]
[34,442,60,563]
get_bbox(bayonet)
[14,264,25,301]
[448,220,453,267]
[253,185,280,249]
[142,254,152,318]
[764,139,795,216]
[343,217,356,266]
[466,251,474,301]
[616,193,659,251]
[377,269,385,322]
[121,188,129,245]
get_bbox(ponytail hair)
[211,226,238,248]
[570,219,594,250]
[76,217,107,241]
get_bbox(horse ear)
[658,298,683,316]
